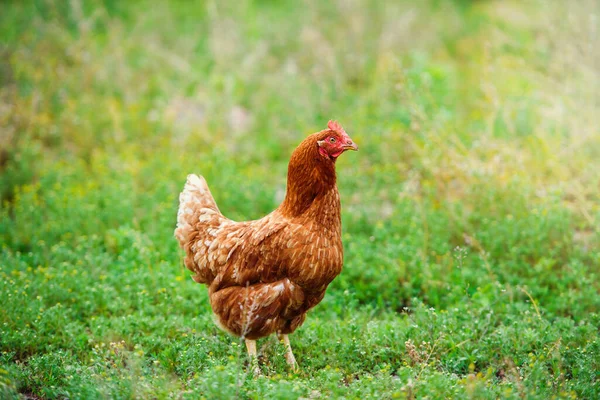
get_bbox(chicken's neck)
[278,138,340,224]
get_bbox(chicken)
[174,120,358,371]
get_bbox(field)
[1,0,599,398]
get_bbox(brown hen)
[174,121,358,371]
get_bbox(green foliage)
[1,0,599,398]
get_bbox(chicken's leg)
[245,339,261,376]
[278,334,298,371]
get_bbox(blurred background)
[1,0,599,398]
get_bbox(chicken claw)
[245,339,261,376]
[278,334,298,371]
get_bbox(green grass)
[1,0,599,398]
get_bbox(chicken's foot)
[278,334,298,371]
[245,339,261,376]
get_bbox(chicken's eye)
[329,137,336,143]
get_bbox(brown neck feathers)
[279,132,337,217]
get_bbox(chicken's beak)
[344,141,359,151]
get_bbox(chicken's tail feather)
[178,173,218,221]
[174,174,223,282]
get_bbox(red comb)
[327,120,346,135]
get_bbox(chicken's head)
[317,120,359,161]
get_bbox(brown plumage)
[174,120,358,370]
